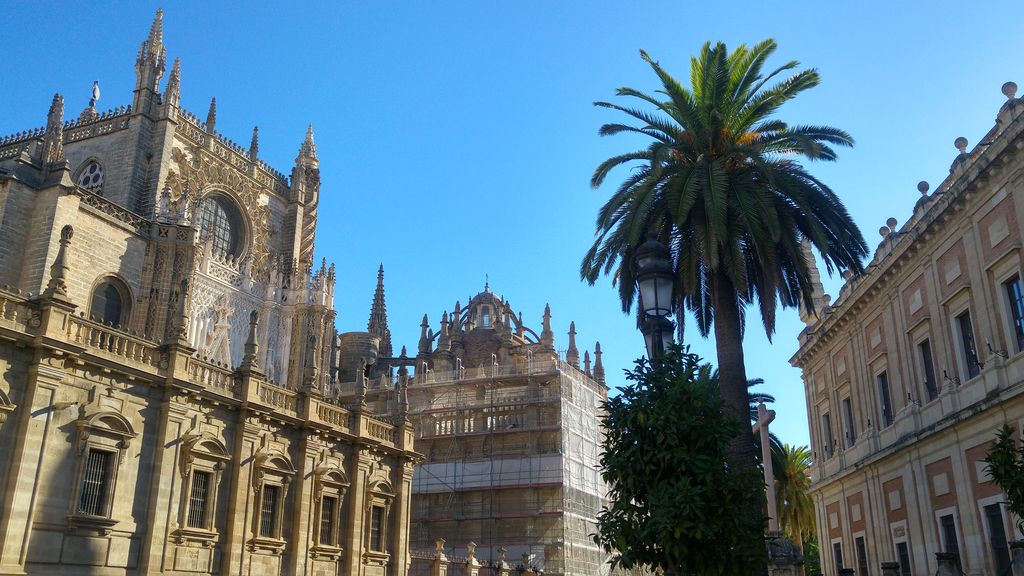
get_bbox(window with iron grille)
[187,471,211,529]
[855,536,868,576]
[919,339,938,401]
[956,311,981,379]
[78,449,112,516]
[984,503,1011,574]
[319,495,337,546]
[896,542,912,576]
[370,505,384,551]
[259,484,280,538]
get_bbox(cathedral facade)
[0,10,417,576]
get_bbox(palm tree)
[582,40,868,527]
[775,444,816,552]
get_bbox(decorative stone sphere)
[917,181,930,194]
[954,137,968,153]
[886,217,898,229]
[879,226,890,237]
[1003,81,1018,99]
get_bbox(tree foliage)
[775,444,815,550]
[984,424,1024,535]
[595,346,766,575]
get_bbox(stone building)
[0,10,417,576]
[791,82,1024,575]
[402,287,611,575]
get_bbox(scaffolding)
[408,357,613,575]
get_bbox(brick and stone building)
[791,82,1024,575]
[0,10,417,576]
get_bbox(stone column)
[287,432,320,576]
[218,413,262,575]
[391,457,416,576]
[343,446,373,576]
[1012,541,1024,576]
[935,552,959,576]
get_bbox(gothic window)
[89,277,131,327]
[198,193,244,258]
[175,434,229,543]
[76,161,104,195]
[481,306,491,328]
[69,412,136,532]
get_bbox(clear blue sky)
[2,2,1020,447]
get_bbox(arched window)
[481,306,491,328]
[76,161,104,195]
[198,193,244,257]
[90,278,130,327]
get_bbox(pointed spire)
[134,8,165,109]
[517,312,524,338]
[241,310,260,370]
[249,126,259,160]
[594,341,605,385]
[45,225,74,298]
[452,300,462,334]
[566,321,579,368]
[540,303,554,350]
[298,123,317,162]
[367,265,392,357]
[418,314,431,355]
[484,273,490,293]
[165,58,181,108]
[437,311,451,352]
[206,97,217,133]
[147,8,164,55]
[42,94,65,165]
[583,351,592,377]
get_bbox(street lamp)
[634,236,675,359]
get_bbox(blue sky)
[2,2,1020,447]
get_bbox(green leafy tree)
[775,444,816,551]
[582,40,869,534]
[802,538,822,576]
[984,424,1024,535]
[595,346,766,575]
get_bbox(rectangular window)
[877,371,893,427]
[855,536,868,576]
[78,449,112,516]
[370,505,384,551]
[187,470,211,529]
[896,541,912,576]
[984,503,1011,574]
[822,413,834,459]
[842,398,856,447]
[1006,276,1024,352]
[919,339,938,401]
[832,541,844,574]
[940,513,959,556]
[957,311,981,379]
[259,484,280,538]
[320,495,337,546]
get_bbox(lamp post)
[635,236,675,359]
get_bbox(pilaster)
[0,353,68,575]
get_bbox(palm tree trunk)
[712,269,766,528]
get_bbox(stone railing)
[66,314,159,366]
[362,413,397,444]
[315,400,353,430]
[257,381,298,413]
[416,358,561,386]
[63,108,131,144]
[74,188,152,236]
[0,287,39,333]
[186,356,239,398]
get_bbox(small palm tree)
[583,41,868,530]
[776,444,816,551]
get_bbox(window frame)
[1002,273,1024,354]
[916,337,939,403]
[953,309,982,380]
[175,433,230,543]
[75,159,105,195]
[363,481,394,559]
[841,395,856,448]
[250,450,296,552]
[88,275,132,329]
[68,411,136,533]
[875,369,894,428]
[311,466,349,559]
[197,191,247,260]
